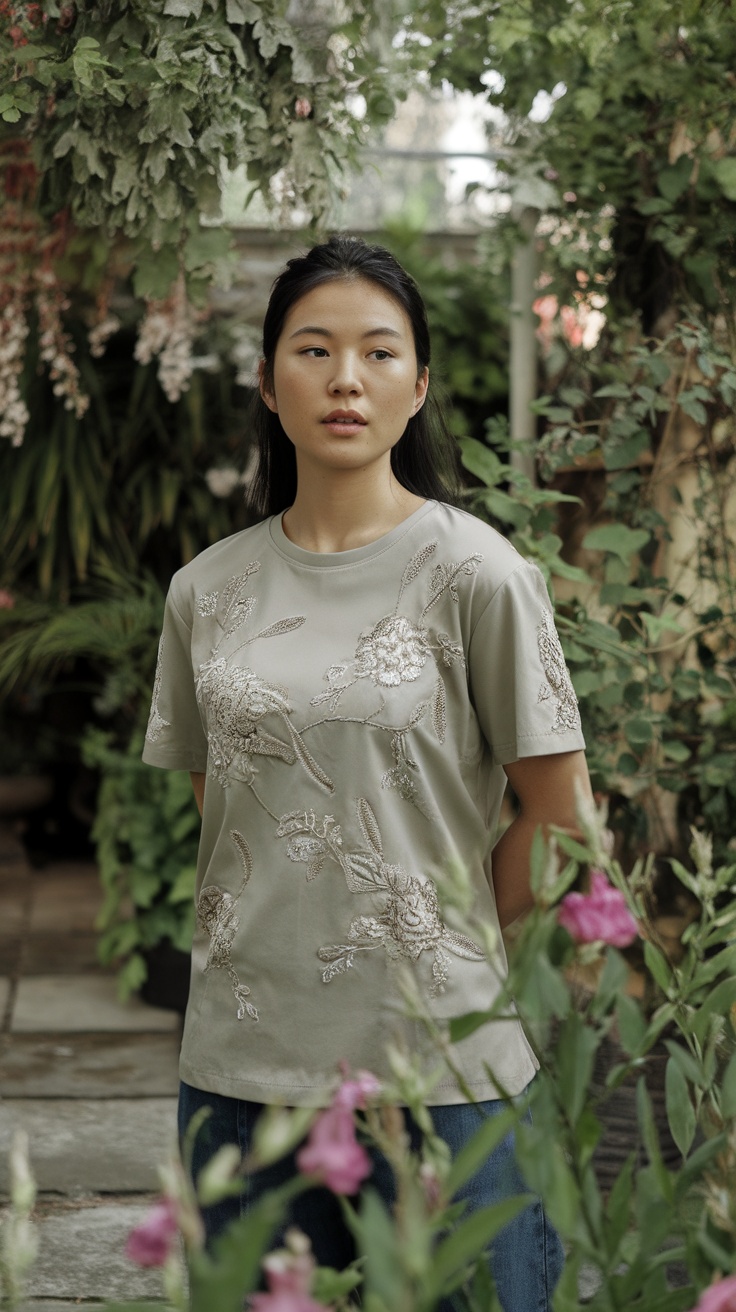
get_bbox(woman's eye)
[370,349,393,361]
[301,347,329,357]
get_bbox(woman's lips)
[321,411,367,435]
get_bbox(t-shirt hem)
[179,1053,539,1108]
[142,746,208,772]
[493,728,586,766]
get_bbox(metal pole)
[509,206,539,484]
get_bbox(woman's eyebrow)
[288,325,403,340]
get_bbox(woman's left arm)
[492,750,594,929]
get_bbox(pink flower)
[334,1068,381,1113]
[124,1196,178,1267]
[249,1249,330,1312]
[295,97,312,119]
[0,589,15,609]
[690,1276,736,1312]
[557,870,638,948]
[296,1102,372,1195]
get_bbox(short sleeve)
[468,560,586,765]
[141,587,209,772]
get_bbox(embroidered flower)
[380,873,444,960]
[196,832,259,1020]
[537,608,581,733]
[354,616,430,687]
[145,634,171,743]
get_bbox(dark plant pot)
[140,941,191,1015]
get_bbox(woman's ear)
[259,359,278,414]
[412,366,429,415]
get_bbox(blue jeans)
[178,1080,563,1312]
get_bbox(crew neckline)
[268,500,437,568]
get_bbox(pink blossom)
[690,1276,736,1312]
[557,870,638,948]
[295,97,312,119]
[0,589,15,609]
[334,1068,381,1112]
[124,1196,178,1267]
[296,1102,372,1195]
[249,1249,330,1312]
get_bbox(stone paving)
[0,821,180,1307]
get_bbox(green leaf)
[721,1051,736,1118]
[555,1013,599,1126]
[643,940,673,995]
[661,740,690,763]
[615,994,647,1055]
[657,157,693,202]
[164,0,204,15]
[582,524,651,562]
[429,1195,532,1294]
[664,1057,695,1156]
[713,156,736,201]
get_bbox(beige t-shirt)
[142,500,585,1106]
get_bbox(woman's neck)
[281,464,426,554]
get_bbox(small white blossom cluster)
[134,274,204,403]
[0,297,30,446]
[35,270,89,420]
[88,312,121,358]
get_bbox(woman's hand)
[189,771,205,817]
[492,750,593,929]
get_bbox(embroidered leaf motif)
[443,929,486,961]
[230,829,252,888]
[248,731,296,764]
[317,947,354,982]
[223,594,256,638]
[285,720,335,792]
[431,678,447,743]
[218,564,260,628]
[357,797,383,857]
[344,853,385,893]
[397,541,438,597]
[408,700,429,729]
[436,633,465,667]
[250,615,306,643]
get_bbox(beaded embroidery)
[197,829,259,1020]
[537,608,581,733]
[277,798,485,997]
[145,635,171,743]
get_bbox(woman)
[143,234,591,1309]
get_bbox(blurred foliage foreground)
[2,811,736,1311]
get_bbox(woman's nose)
[328,355,363,395]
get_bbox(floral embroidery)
[196,659,333,791]
[307,542,481,818]
[276,810,343,881]
[537,608,581,733]
[145,635,171,743]
[192,565,332,791]
[283,798,485,996]
[196,591,218,617]
[354,616,431,687]
[197,830,258,1020]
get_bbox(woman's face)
[260,276,428,480]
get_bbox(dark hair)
[246,234,459,518]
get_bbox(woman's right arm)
[190,771,205,817]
